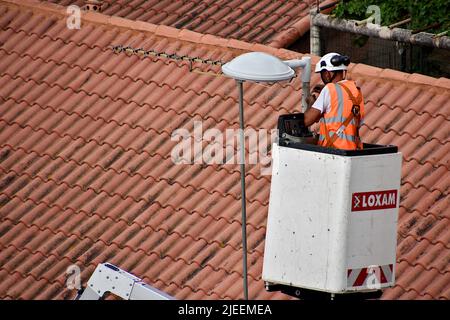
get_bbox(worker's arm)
[304,84,329,126]
[304,107,322,126]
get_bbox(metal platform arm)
[76,263,175,300]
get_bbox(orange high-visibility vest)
[318,80,365,150]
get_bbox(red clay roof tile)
[38,0,331,48]
[0,0,448,300]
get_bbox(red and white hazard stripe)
[347,264,393,288]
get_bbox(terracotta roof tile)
[38,0,334,48]
[0,0,448,300]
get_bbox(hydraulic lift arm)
[75,263,175,300]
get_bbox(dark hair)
[321,70,344,76]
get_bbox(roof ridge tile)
[154,24,181,39]
[82,10,110,26]
[226,38,254,52]
[379,68,411,82]
[408,73,447,88]
[435,77,450,89]
[351,64,450,91]
[178,28,203,43]
[199,33,229,47]
[268,0,337,48]
[349,63,383,78]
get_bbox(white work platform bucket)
[262,141,402,295]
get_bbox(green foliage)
[333,0,449,34]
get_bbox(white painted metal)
[262,143,402,293]
[222,52,295,82]
[77,263,174,300]
[282,57,311,111]
[283,57,311,82]
[129,282,174,300]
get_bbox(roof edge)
[268,0,337,49]
[0,0,303,61]
[348,63,450,90]
[3,0,449,90]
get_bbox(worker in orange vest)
[303,53,364,150]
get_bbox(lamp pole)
[222,52,307,301]
[237,80,249,300]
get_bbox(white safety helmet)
[315,52,350,73]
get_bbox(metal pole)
[310,10,321,56]
[301,81,310,112]
[237,80,248,300]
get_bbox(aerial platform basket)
[262,114,402,299]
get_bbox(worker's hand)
[306,94,317,107]
[310,122,320,134]
[307,84,323,107]
[312,84,324,94]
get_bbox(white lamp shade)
[222,52,295,82]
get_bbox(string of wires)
[111,45,298,86]
[111,45,226,76]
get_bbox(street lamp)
[222,52,311,300]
